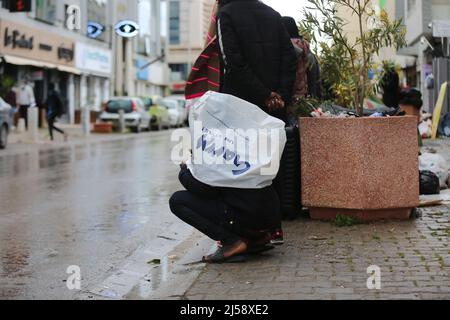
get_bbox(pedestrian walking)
[216,0,297,121]
[4,84,17,126]
[45,83,67,142]
[16,77,36,129]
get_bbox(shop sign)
[433,20,450,38]
[136,59,149,81]
[75,42,112,76]
[115,20,140,38]
[0,19,76,67]
[87,21,104,39]
[3,28,33,49]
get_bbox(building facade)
[0,0,170,125]
[167,0,214,93]
[397,0,450,112]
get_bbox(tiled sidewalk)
[184,207,450,300]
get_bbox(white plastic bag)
[187,91,287,189]
[419,152,449,189]
[418,119,432,139]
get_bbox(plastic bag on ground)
[419,119,432,139]
[419,152,449,189]
[439,112,450,137]
[188,91,287,189]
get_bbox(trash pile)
[308,100,399,118]
[310,108,355,118]
[418,149,450,206]
[419,112,432,139]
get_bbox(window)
[169,63,188,81]
[169,1,180,45]
[35,0,57,24]
[138,0,152,55]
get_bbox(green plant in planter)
[300,0,406,115]
[0,75,15,98]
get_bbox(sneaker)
[270,229,284,245]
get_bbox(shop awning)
[57,65,82,75]
[1,55,81,75]
[2,54,57,69]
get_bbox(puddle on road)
[127,255,190,299]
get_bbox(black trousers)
[170,191,260,245]
[19,105,30,129]
[47,114,65,140]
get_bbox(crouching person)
[170,163,281,264]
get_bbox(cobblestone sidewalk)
[184,207,450,300]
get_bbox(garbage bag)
[188,91,287,189]
[419,170,440,195]
[438,112,450,137]
[419,119,432,139]
[419,152,449,189]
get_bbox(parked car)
[100,97,151,133]
[141,96,170,131]
[0,97,12,149]
[161,98,185,127]
[166,95,188,125]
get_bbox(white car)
[165,95,188,124]
[161,98,185,127]
[100,97,151,133]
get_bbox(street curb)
[76,227,214,300]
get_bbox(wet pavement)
[0,131,194,299]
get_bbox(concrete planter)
[299,116,420,221]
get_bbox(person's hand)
[265,92,285,111]
[180,161,187,170]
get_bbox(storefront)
[74,42,112,123]
[0,18,79,124]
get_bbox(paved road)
[0,131,191,299]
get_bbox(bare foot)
[203,240,248,263]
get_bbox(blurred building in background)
[336,0,415,86]
[397,0,450,113]
[0,0,170,125]
[167,0,214,93]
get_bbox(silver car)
[0,97,12,149]
[100,97,151,133]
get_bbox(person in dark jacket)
[170,163,281,263]
[281,16,322,100]
[381,68,400,109]
[217,0,297,121]
[4,85,17,126]
[398,88,423,147]
[45,83,67,142]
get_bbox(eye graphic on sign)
[114,20,140,38]
[87,22,104,39]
